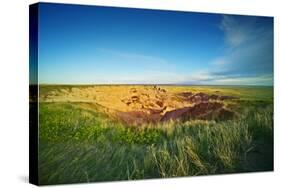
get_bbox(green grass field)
[37,85,273,185]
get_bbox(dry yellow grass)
[38,85,272,125]
[40,85,195,114]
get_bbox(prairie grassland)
[37,85,273,185]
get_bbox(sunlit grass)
[38,100,273,185]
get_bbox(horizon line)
[30,83,274,87]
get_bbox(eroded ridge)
[116,86,238,125]
[40,86,239,125]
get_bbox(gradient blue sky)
[37,3,273,85]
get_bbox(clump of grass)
[38,102,273,185]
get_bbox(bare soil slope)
[39,85,238,125]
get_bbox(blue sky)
[37,3,273,85]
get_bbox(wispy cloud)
[90,16,273,86]
[219,15,254,47]
[204,15,273,85]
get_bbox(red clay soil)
[115,89,238,125]
[116,111,162,125]
[116,102,235,125]
[161,102,235,122]
[180,92,238,103]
